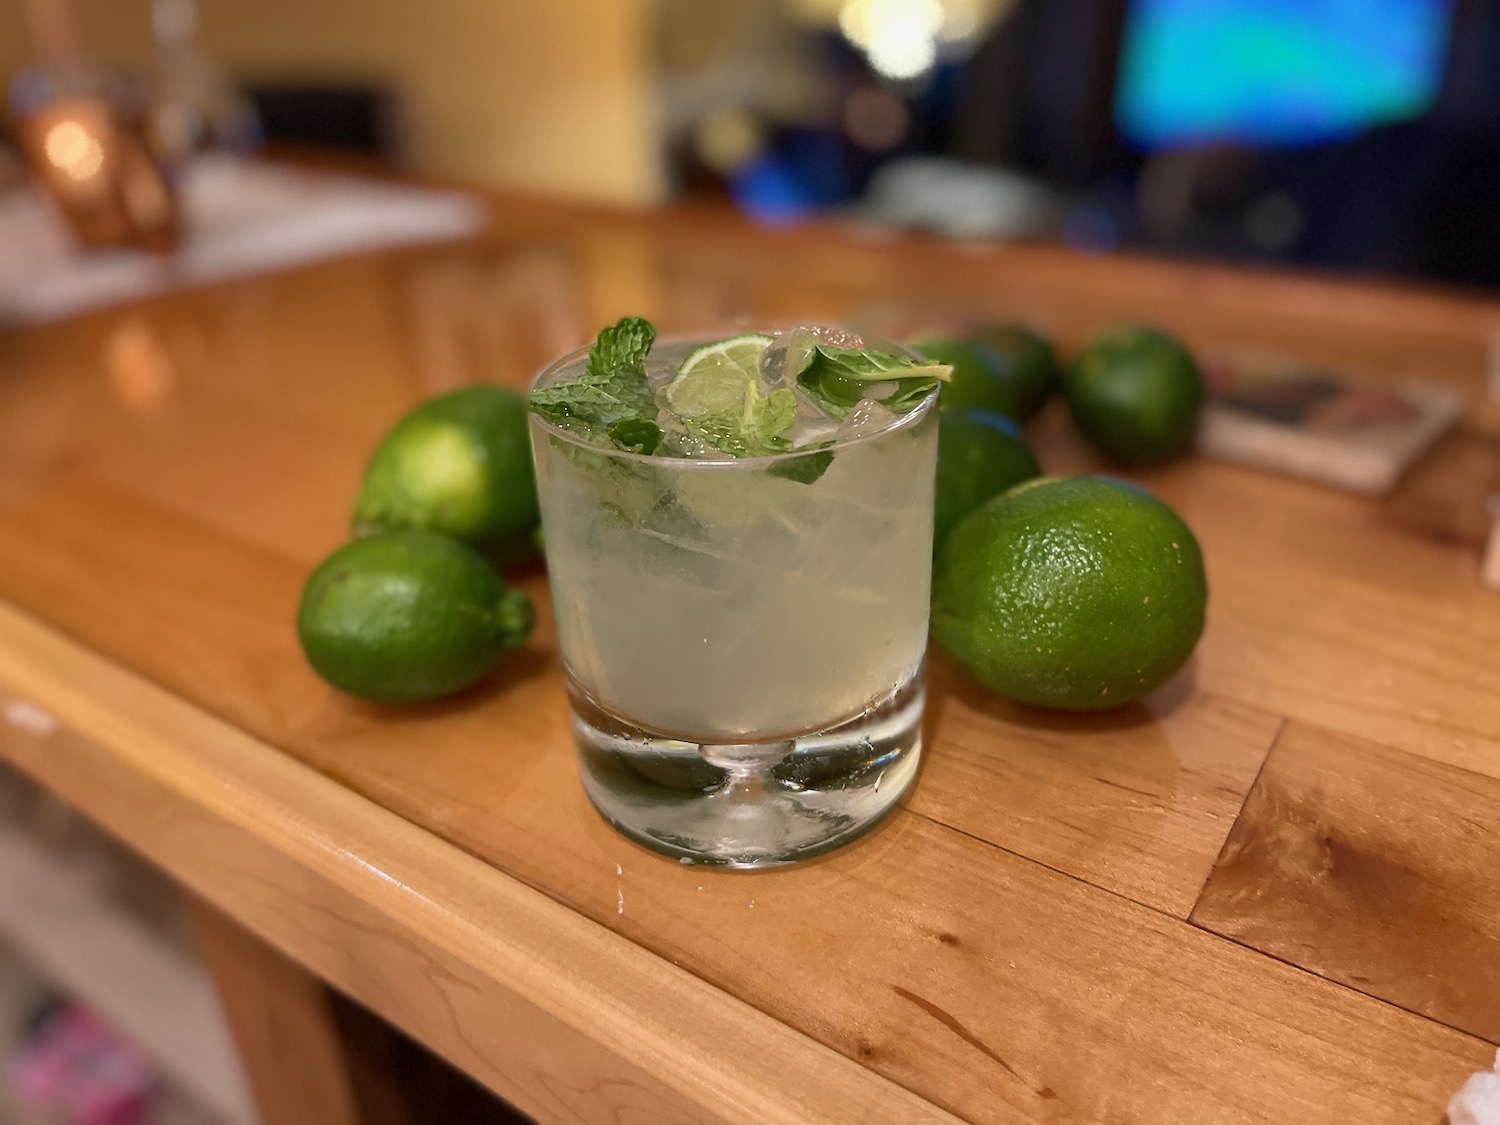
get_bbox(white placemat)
[0,156,487,326]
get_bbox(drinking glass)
[530,334,938,866]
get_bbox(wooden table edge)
[0,600,964,1125]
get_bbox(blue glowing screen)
[1116,0,1454,148]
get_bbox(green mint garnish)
[606,417,663,455]
[529,316,661,454]
[589,316,656,378]
[531,324,940,470]
[767,447,834,484]
[794,345,950,420]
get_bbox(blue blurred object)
[729,156,813,226]
[1116,0,1455,148]
[728,129,849,226]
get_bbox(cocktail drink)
[529,320,945,866]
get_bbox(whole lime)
[353,386,539,565]
[1064,326,1203,462]
[297,531,533,702]
[913,325,1055,420]
[931,476,1206,709]
[970,324,1057,419]
[934,409,1040,553]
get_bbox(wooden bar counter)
[1,188,1498,1124]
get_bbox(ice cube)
[759,344,789,387]
[765,325,866,388]
[645,355,679,392]
[772,384,837,447]
[837,399,900,440]
[762,327,817,388]
[805,325,865,349]
[656,409,720,459]
[660,430,721,459]
[783,414,842,449]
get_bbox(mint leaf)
[529,372,651,427]
[589,316,656,378]
[768,447,834,484]
[607,418,662,454]
[529,316,660,452]
[794,345,950,420]
[674,382,798,457]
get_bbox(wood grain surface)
[189,899,371,1125]
[0,605,960,1125]
[911,663,1281,916]
[2,188,1499,1122]
[1193,722,1500,1042]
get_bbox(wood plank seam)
[1189,721,1500,1047]
[910,677,1285,917]
[907,798,1498,1053]
[1188,918,1500,1049]
[899,803,1233,928]
[1190,715,1287,904]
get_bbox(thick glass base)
[569,667,924,868]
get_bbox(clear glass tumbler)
[530,335,939,866]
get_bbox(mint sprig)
[530,324,944,467]
[794,345,950,420]
[589,316,656,378]
[606,417,662,454]
[767,447,833,483]
[529,316,662,454]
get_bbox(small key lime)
[932,476,1206,709]
[298,531,533,702]
[933,408,1040,553]
[970,324,1057,419]
[1064,326,1203,462]
[353,386,539,566]
[913,325,1055,420]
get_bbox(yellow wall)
[1,0,665,205]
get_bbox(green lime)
[931,476,1206,710]
[660,333,774,417]
[1064,327,1203,463]
[297,531,533,702]
[353,386,539,566]
[913,325,1056,420]
[933,408,1040,553]
[628,752,728,793]
[970,324,1057,418]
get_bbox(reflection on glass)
[147,0,261,162]
[10,0,181,251]
[42,118,104,182]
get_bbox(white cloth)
[1451,1051,1500,1125]
[0,156,485,325]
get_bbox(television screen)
[1115,0,1454,149]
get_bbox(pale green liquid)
[531,337,938,865]
[532,382,936,742]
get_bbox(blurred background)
[4,0,1500,287]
